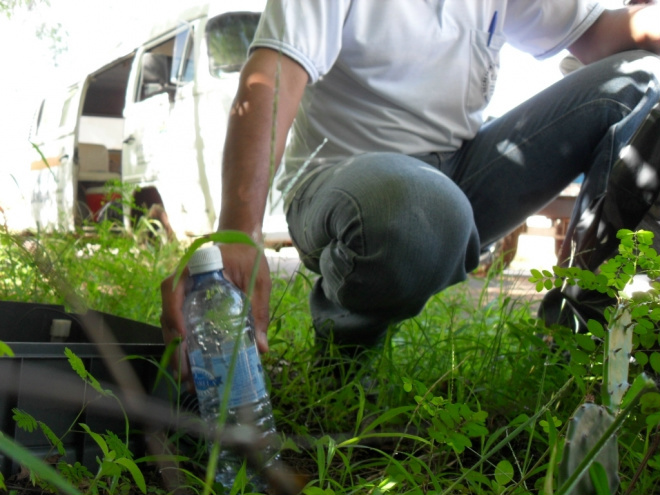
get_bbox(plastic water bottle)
[183,245,278,490]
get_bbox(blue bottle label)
[189,345,267,408]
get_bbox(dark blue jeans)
[286,50,660,347]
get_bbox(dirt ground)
[474,232,557,303]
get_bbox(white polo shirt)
[250,0,605,198]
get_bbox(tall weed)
[3,202,660,495]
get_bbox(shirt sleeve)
[504,0,606,59]
[249,0,352,83]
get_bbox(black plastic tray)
[0,301,170,478]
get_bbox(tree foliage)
[1,0,67,64]
[0,0,42,18]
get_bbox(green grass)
[2,212,660,495]
[0,216,179,324]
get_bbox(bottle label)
[189,345,267,408]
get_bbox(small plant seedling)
[10,348,149,495]
[531,229,660,495]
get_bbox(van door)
[30,83,84,231]
[121,25,194,185]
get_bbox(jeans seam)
[325,187,366,256]
[324,187,366,303]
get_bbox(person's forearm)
[570,5,660,64]
[218,49,307,240]
[629,4,660,52]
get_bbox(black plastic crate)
[0,301,172,478]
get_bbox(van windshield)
[206,12,260,76]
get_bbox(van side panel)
[30,85,83,231]
[27,2,291,243]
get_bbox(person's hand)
[160,244,271,391]
[160,266,193,391]
[219,243,272,354]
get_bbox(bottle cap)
[187,245,223,275]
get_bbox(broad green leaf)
[115,457,147,494]
[622,263,636,276]
[647,412,660,427]
[641,332,657,349]
[79,424,109,457]
[472,410,488,422]
[570,349,590,365]
[616,228,634,239]
[438,409,455,428]
[631,305,649,319]
[494,459,514,486]
[463,423,489,438]
[0,341,14,357]
[447,431,471,454]
[637,230,654,245]
[575,334,596,352]
[99,459,122,478]
[596,274,609,289]
[635,352,649,367]
[587,319,605,338]
[650,352,660,373]
[634,321,649,335]
[553,266,567,276]
[540,412,562,437]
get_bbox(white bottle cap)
[187,245,224,275]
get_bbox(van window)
[172,26,195,85]
[33,86,79,140]
[138,40,175,101]
[59,89,78,127]
[206,12,260,76]
[137,31,194,103]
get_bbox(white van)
[28,1,289,245]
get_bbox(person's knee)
[299,152,481,319]
[325,195,480,319]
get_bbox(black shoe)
[538,285,615,333]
